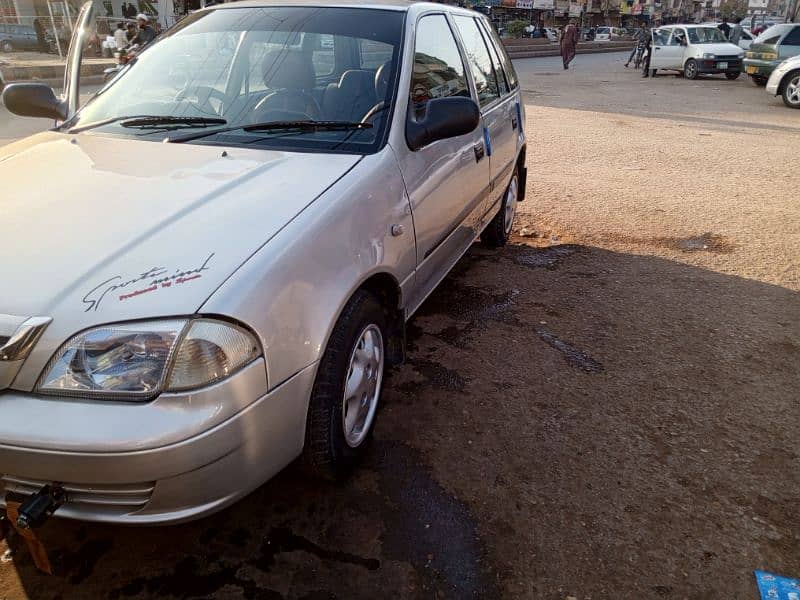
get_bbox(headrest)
[263,50,315,92]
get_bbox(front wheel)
[725,71,740,80]
[482,166,519,247]
[781,70,800,108]
[303,290,387,480]
[684,59,699,80]
[1,41,13,53]
[749,74,767,87]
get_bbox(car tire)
[302,289,387,480]
[1,41,13,53]
[749,74,767,86]
[725,71,740,80]
[482,165,519,248]
[781,70,800,109]
[684,59,699,80]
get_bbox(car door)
[452,15,516,218]
[651,27,683,69]
[778,25,800,59]
[395,12,490,315]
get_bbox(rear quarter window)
[781,27,800,46]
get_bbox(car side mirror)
[406,96,480,151]
[2,83,66,121]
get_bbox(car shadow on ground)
[2,242,798,600]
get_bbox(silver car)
[0,0,526,524]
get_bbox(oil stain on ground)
[371,441,498,599]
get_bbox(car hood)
[695,42,743,55]
[0,132,360,386]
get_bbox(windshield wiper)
[120,116,227,130]
[167,120,372,144]
[67,115,226,134]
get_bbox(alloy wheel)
[504,173,519,235]
[342,324,384,448]
[785,73,800,107]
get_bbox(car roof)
[209,0,475,13]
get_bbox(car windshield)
[67,7,404,153]
[686,27,726,44]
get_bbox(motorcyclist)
[132,14,157,47]
[625,23,648,68]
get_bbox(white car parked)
[766,54,800,108]
[595,26,624,42]
[649,24,745,80]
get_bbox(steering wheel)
[253,89,321,121]
[174,85,227,116]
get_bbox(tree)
[719,0,747,19]
[507,20,529,38]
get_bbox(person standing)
[560,20,579,70]
[718,18,731,39]
[625,22,648,68]
[641,28,653,77]
[33,18,47,53]
[728,17,743,46]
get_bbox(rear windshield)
[597,28,610,34]
[754,24,792,44]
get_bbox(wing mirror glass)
[2,83,66,121]
[406,96,480,151]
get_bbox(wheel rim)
[787,75,800,106]
[685,61,696,78]
[342,324,384,448]
[503,174,518,235]
[2,42,11,52]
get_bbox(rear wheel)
[684,59,699,80]
[1,41,13,53]
[303,290,387,480]
[749,74,767,86]
[482,166,519,248]
[781,70,800,108]
[725,71,740,80]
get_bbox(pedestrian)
[641,28,653,77]
[625,22,648,68]
[718,17,731,39]
[132,14,156,46]
[560,19,579,70]
[114,22,128,50]
[32,18,47,53]
[728,16,743,46]
[126,22,137,41]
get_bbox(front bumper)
[696,58,742,74]
[743,58,778,77]
[0,361,316,524]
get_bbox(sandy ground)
[1,52,798,600]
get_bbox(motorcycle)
[103,44,139,83]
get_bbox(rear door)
[452,15,516,217]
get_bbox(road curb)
[507,43,634,59]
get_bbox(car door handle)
[474,142,485,162]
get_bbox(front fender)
[200,148,415,390]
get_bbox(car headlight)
[37,318,260,400]
[702,53,716,59]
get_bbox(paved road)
[1,53,798,600]
[0,85,101,146]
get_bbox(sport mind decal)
[82,253,215,312]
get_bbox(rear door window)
[452,15,500,108]
[479,18,518,90]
